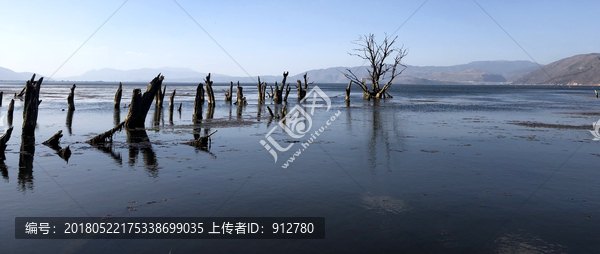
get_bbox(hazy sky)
[1,0,598,78]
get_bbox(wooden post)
[67,84,76,111]
[124,74,164,129]
[22,74,42,135]
[7,99,14,127]
[0,127,13,161]
[114,82,123,109]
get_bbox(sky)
[0,0,599,78]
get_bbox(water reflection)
[365,100,403,173]
[125,128,158,177]
[152,106,163,128]
[91,143,122,166]
[113,108,121,127]
[66,109,74,135]
[0,161,8,182]
[18,135,35,193]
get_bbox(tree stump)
[0,127,13,161]
[67,84,76,111]
[155,85,167,108]
[22,74,43,136]
[114,108,121,127]
[345,81,351,101]
[185,130,217,149]
[168,89,176,124]
[205,74,215,105]
[7,99,14,127]
[225,81,233,103]
[193,83,204,122]
[257,77,267,104]
[124,74,164,129]
[114,82,123,109]
[42,130,63,149]
[284,83,291,102]
[235,82,247,106]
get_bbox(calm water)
[1,81,599,253]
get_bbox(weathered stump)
[114,82,123,109]
[193,83,204,122]
[0,127,14,161]
[7,99,14,127]
[67,84,76,111]
[114,108,121,126]
[168,89,176,124]
[205,74,215,105]
[124,74,164,129]
[186,130,217,149]
[345,81,351,102]
[42,130,63,149]
[155,85,167,108]
[235,82,247,106]
[22,74,43,135]
[257,77,267,104]
[225,82,233,103]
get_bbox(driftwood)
[42,130,63,148]
[186,130,217,148]
[0,127,13,161]
[124,74,164,129]
[22,74,43,135]
[7,99,14,127]
[86,121,125,144]
[193,82,204,122]
[114,82,123,109]
[67,84,76,111]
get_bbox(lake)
[1,80,599,253]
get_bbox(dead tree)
[22,74,43,135]
[235,82,247,106]
[114,82,123,109]
[67,84,76,111]
[344,33,407,99]
[284,83,291,102]
[0,127,13,161]
[257,76,267,104]
[155,85,167,108]
[7,99,14,127]
[124,74,164,129]
[168,89,176,114]
[296,73,312,100]
[193,82,204,122]
[345,81,352,101]
[225,81,233,103]
[205,74,215,105]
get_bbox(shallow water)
[1,81,599,253]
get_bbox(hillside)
[514,53,600,85]
[0,67,43,81]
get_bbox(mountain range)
[2,54,600,85]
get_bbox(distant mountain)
[513,53,600,85]
[0,66,44,81]
[0,60,539,84]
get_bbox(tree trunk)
[155,85,167,108]
[346,81,351,101]
[7,99,14,127]
[193,83,204,122]
[124,74,164,129]
[284,83,291,102]
[257,76,266,104]
[114,82,122,109]
[205,74,215,105]
[236,82,246,106]
[22,74,43,136]
[273,82,281,104]
[67,84,76,111]
[168,89,176,114]
[225,81,233,103]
